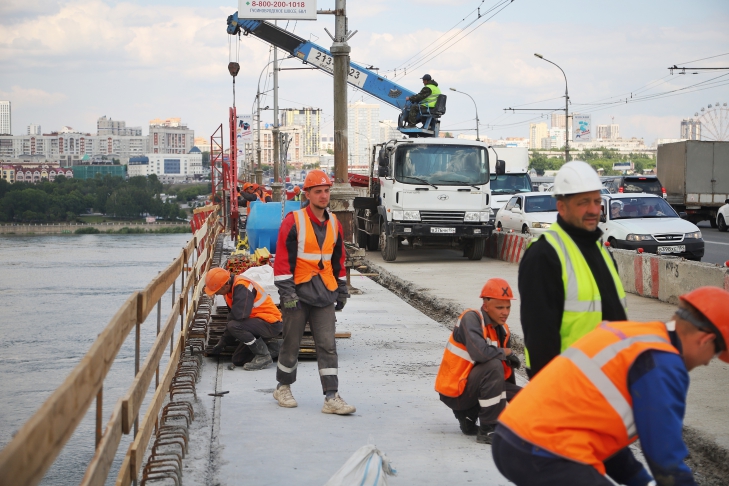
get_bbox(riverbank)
[0,222,189,235]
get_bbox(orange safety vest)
[292,209,339,291]
[435,309,512,398]
[225,275,282,324]
[498,321,679,475]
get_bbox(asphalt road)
[697,221,729,264]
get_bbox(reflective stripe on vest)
[498,321,678,475]
[293,209,339,291]
[421,84,441,108]
[524,221,627,368]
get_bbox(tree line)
[529,148,656,176]
[0,174,187,223]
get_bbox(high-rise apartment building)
[550,113,573,134]
[379,119,401,143]
[0,101,11,135]
[348,101,380,170]
[596,124,620,140]
[529,122,548,149]
[27,124,41,135]
[97,116,142,136]
[280,108,321,156]
[148,118,194,155]
[680,119,701,140]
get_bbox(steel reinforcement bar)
[0,207,222,486]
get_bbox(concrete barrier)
[485,231,531,263]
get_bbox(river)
[0,233,191,484]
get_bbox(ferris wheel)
[696,102,729,141]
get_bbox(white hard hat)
[552,161,603,196]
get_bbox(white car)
[599,194,704,261]
[495,192,558,235]
[717,199,729,232]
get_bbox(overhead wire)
[674,51,729,65]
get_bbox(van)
[602,175,666,199]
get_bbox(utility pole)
[271,22,283,202]
[256,90,263,185]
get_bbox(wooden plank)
[121,299,180,434]
[194,247,209,274]
[130,334,184,480]
[193,221,208,247]
[0,292,138,486]
[114,448,132,486]
[79,401,123,486]
[137,253,183,323]
[183,238,195,258]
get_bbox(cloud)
[0,0,61,22]
[0,86,67,107]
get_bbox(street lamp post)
[449,87,480,141]
[354,131,371,170]
[534,53,569,162]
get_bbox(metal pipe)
[332,0,350,185]
[449,87,480,141]
[272,24,283,202]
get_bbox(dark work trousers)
[492,425,613,486]
[408,104,428,124]
[276,302,338,393]
[221,317,283,362]
[440,359,521,425]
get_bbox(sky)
[1,0,728,146]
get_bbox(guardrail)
[0,207,222,486]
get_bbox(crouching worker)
[493,286,729,486]
[205,267,283,371]
[435,278,522,444]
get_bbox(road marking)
[704,240,729,246]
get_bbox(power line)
[674,51,729,65]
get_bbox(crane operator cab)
[399,86,448,139]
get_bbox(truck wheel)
[380,221,398,262]
[357,227,369,249]
[521,224,530,235]
[718,215,727,232]
[367,233,379,251]
[465,238,485,261]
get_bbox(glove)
[335,298,346,311]
[282,298,299,310]
[506,354,521,369]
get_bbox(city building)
[14,165,74,183]
[193,137,211,153]
[27,124,41,135]
[348,101,380,171]
[97,116,142,136]
[542,127,566,149]
[251,126,306,169]
[0,101,10,135]
[280,108,321,156]
[71,165,125,180]
[148,118,194,155]
[126,149,203,182]
[320,135,334,152]
[596,124,620,140]
[379,120,401,142]
[529,122,548,149]
[654,138,686,147]
[1,165,15,183]
[680,118,701,140]
[550,113,572,133]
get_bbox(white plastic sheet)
[324,444,396,486]
[241,265,279,303]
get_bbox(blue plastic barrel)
[246,200,302,254]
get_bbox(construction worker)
[240,183,258,208]
[272,169,354,414]
[493,286,729,486]
[205,268,283,370]
[289,185,302,201]
[518,160,627,378]
[404,74,441,127]
[435,278,522,444]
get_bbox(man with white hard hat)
[518,161,627,378]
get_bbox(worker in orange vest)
[435,278,522,444]
[493,286,729,486]
[272,169,355,415]
[204,268,283,371]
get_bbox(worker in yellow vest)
[518,160,627,378]
[404,74,441,127]
[204,268,283,371]
[493,286,729,486]
[435,278,522,444]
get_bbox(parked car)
[717,199,729,232]
[602,175,666,198]
[495,192,559,235]
[599,194,704,260]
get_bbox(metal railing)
[0,207,221,486]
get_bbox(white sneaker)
[322,393,356,415]
[273,385,297,408]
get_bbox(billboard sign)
[237,114,253,160]
[573,114,591,142]
[238,0,317,21]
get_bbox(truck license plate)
[431,227,456,234]
[657,245,685,254]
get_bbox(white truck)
[354,138,504,262]
[487,147,532,216]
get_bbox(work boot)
[476,423,496,444]
[273,384,298,408]
[242,338,273,371]
[458,416,477,436]
[322,393,356,415]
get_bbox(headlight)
[403,210,421,221]
[685,231,702,239]
[464,211,479,222]
[626,234,654,241]
[532,222,551,229]
[480,211,491,222]
[392,210,403,221]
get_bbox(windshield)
[622,177,662,196]
[524,195,558,213]
[490,173,532,194]
[609,197,678,220]
[394,144,489,186]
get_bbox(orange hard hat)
[303,169,332,190]
[480,278,516,300]
[679,286,729,363]
[204,268,231,296]
[243,182,252,190]
[294,186,301,194]
[252,183,259,190]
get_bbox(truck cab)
[355,138,498,261]
[488,147,532,218]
